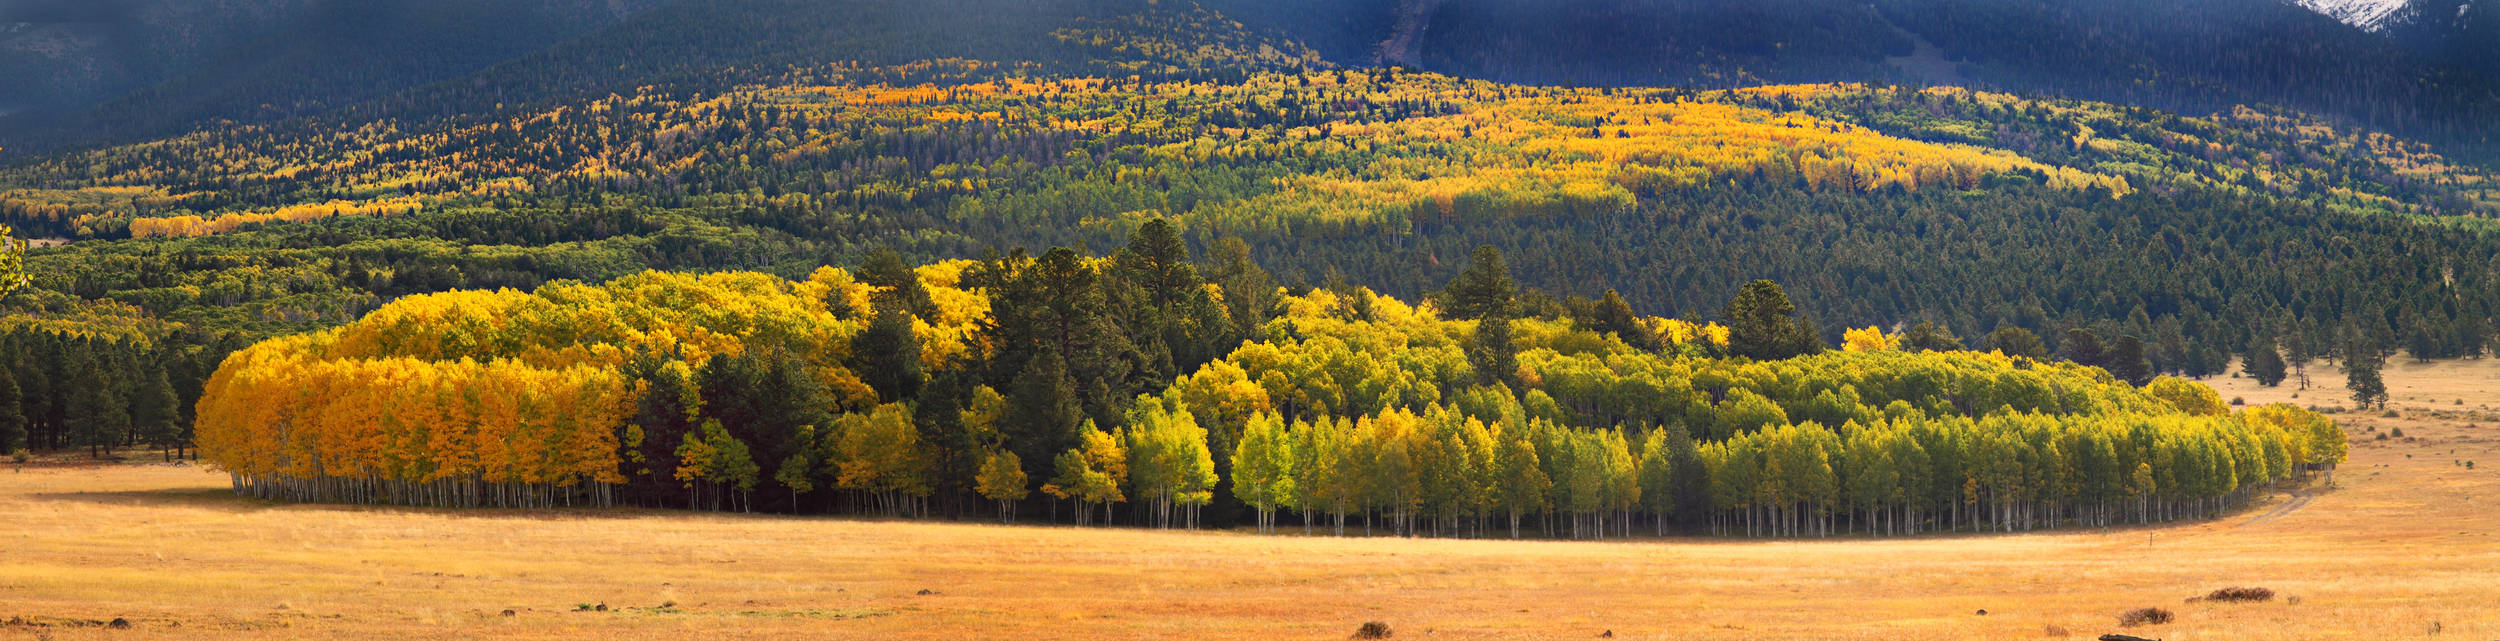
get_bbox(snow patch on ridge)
[2287,0,2409,30]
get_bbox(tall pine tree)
[855,298,924,404]
[1723,280,1818,360]
[128,363,181,460]
[2105,335,2154,386]
[1438,246,1515,320]
[2243,335,2287,387]
[0,369,24,454]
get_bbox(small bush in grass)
[2230,396,2245,406]
[2118,607,2173,626]
[2382,410,2402,418]
[2391,427,2406,438]
[1351,621,1392,639]
[2203,587,2275,602]
[2377,432,2390,440]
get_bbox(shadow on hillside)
[24,487,281,514]
[21,487,700,522]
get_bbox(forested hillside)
[8,58,2496,382]
[188,232,2346,537]
[0,0,2463,534]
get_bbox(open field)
[6,361,2500,640]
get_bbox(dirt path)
[1869,4,1971,87]
[1376,0,1449,67]
[2236,488,2314,527]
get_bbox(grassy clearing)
[5,362,2499,639]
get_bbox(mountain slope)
[11,0,2496,163]
[1207,0,2500,162]
[9,56,2499,369]
[0,0,1319,160]
[0,0,664,158]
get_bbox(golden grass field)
[4,359,2497,640]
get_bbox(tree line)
[189,231,2347,538]
[0,327,235,459]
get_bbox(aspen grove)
[193,225,2345,538]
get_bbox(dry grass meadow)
[5,360,2498,640]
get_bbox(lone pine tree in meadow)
[2344,335,2390,410]
[2243,335,2287,387]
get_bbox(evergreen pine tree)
[1008,348,1084,482]
[2062,328,2105,368]
[1208,237,1277,343]
[2345,333,2390,410]
[128,364,182,460]
[1579,289,1656,351]
[1439,246,1515,320]
[859,246,934,318]
[855,299,924,403]
[2282,320,2315,389]
[1470,312,1520,387]
[1724,280,1815,360]
[1901,321,1963,352]
[2106,335,2154,386]
[1983,326,2048,359]
[64,351,128,458]
[624,358,701,507]
[2243,335,2287,387]
[0,369,24,454]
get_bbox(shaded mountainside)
[7,0,2496,162]
[1209,0,2500,161]
[0,0,668,157]
[0,0,1329,160]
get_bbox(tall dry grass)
[2,361,2497,640]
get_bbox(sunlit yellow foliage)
[195,336,634,502]
[129,198,424,238]
[1841,326,1898,352]
[189,256,1031,505]
[1648,317,1730,349]
[10,61,2157,240]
